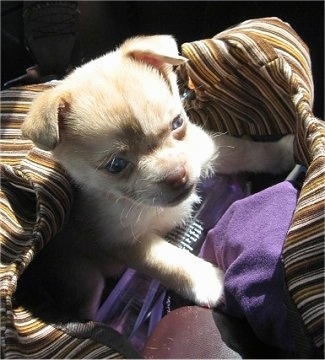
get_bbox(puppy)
[17,35,295,322]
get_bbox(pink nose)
[164,166,188,188]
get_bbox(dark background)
[2,1,324,118]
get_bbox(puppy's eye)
[171,116,184,130]
[106,157,129,174]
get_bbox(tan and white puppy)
[17,35,294,321]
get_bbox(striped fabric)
[1,85,138,358]
[7,307,125,358]
[180,17,313,160]
[282,112,325,350]
[178,17,324,355]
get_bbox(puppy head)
[22,35,215,207]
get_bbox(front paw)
[186,260,224,308]
[276,134,295,173]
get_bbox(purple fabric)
[200,181,298,352]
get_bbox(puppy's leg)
[114,236,224,308]
[15,230,107,322]
[213,134,295,175]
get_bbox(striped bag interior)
[1,17,324,358]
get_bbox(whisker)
[71,149,112,154]
[211,131,229,139]
[216,145,235,150]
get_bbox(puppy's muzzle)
[164,165,188,188]
[161,165,194,205]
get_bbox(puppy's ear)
[21,89,71,151]
[120,35,187,78]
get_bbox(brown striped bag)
[1,17,324,358]
[178,17,324,357]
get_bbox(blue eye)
[106,157,129,173]
[171,116,184,130]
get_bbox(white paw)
[187,260,224,308]
[276,134,295,173]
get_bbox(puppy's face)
[22,35,216,207]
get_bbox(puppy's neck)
[71,184,198,247]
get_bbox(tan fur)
[18,35,295,321]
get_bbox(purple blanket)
[200,181,298,352]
